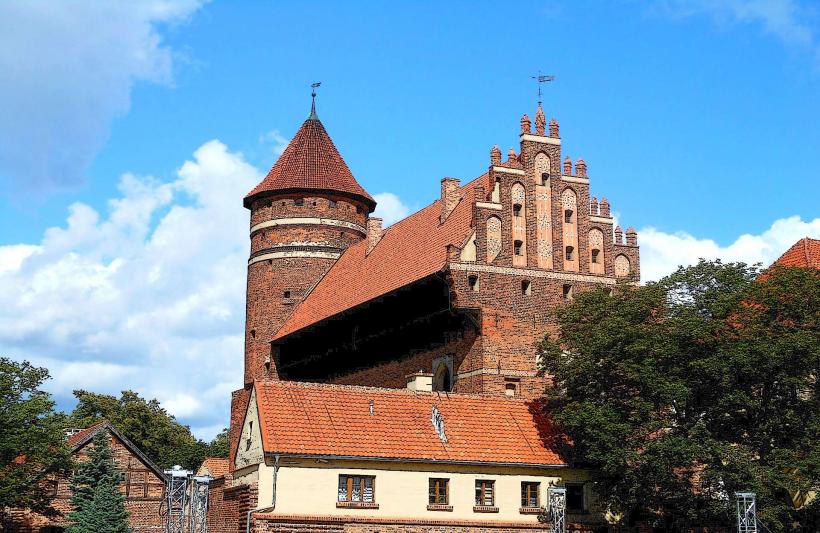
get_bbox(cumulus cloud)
[373,192,412,226]
[0,0,204,193]
[0,140,258,439]
[639,215,820,281]
[656,0,819,61]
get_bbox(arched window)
[433,362,451,392]
[534,152,553,269]
[534,152,551,184]
[588,228,604,274]
[486,216,502,263]
[561,188,579,272]
[615,254,631,278]
[511,183,527,267]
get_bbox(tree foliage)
[0,358,72,514]
[67,430,129,533]
[69,389,228,470]
[541,261,820,531]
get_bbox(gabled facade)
[223,101,642,532]
[4,422,166,533]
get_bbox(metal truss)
[549,486,567,533]
[189,476,212,533]
[164,466,192,533]
[736,492,758,533]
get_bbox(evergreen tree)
[67,429,129,533]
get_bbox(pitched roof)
[245,116,374,209]
[772,237,820,269]
[198,457,229,479]
[253,380,564,466]
[67,421,166,479]
[272,174,486,340]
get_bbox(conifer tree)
[67,429,129,533]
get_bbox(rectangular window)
[475,479,495,506]
[514,240,523,256]
[564,209,573,223]
[329,199,337,208]
[468,274,479,292]
[513,204,522,217]
[565,246,574,261]
[294,198,304,206]
[338,475,375,503]
[428,478,449,505]
[521,280,531,295]
[563,284,573,301]
[566,483,586,513]
[591,249,600,264]
[521,481,540,508]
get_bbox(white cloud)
[638,215,820,281]
[259,130,289,158]
[0,140,258,438]
[372,192,412,226]
[656,0,819,60]
[0,0,204,193]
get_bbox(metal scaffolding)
[736,492,758,533]
[165,466,192,533]
[549,486,567,533]
[189,475,212,533]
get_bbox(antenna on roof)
[309,81,321,120]
[531,71,555,107]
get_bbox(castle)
[218,99,641,532]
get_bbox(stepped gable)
[244,114,375,209]
[253,380,564,465]
[772,237,820,269]
[272,174,487,341]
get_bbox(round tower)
[243,102,375,384]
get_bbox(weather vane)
[531,72,555,107]
[310,82,321,118]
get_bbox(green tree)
[0,358,72,518]
[540,261,820,531]
[67,430,129,533]
[206,428,230,458]
[69,389,225,469]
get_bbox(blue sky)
[0,0,818,438]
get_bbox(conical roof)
[244,115,375,210]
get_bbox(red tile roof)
[245,116,374,209]
[253,380,564,466]
[272,174,486,340]
[66,422,106,448]
[199,457,229,479]
[772,237,820,269]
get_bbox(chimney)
[366,217,383,254]
[549,118,560,138]
[490,145,501,165]
[576,158,587,177]
[440,177,461,223]
[563,156,572,175]
[626,227,638,246]
[406,371,433,391]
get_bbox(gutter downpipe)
[245,454,280,533]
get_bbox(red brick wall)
[3,430,165,533]
[205,475,262,533]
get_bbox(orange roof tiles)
[253,380,564,466]
[272,174,487,340]
[200,457,229,478]
[245,116,374,208]
[66,422,106,448]
[772,237,820,269]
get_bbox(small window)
[245,421,252,451]
[541,172,549,184]
[468,274,479,292]
[475,480,495,506]
[563,284,573,301]
[429,478,449,505]
[329,199,337,208]
[294,198,304,206]
[565,246,574,261]
[356,206,362,214]
[283,290,291,299]
[566,483,586,513]
[564,209,573,223]
[514,240,523,256]
[521,280,531,295]
[312,200,317,206]
[591,249,600,264]
[338,475,375,503]
[521,481,540,508]
[513,204,522,217]
[505,382,517,396]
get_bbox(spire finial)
[309,81,321,120]
[530,71,555,108]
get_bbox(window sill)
[473,505,499,513]
[427,504,453,512]
[519,506,544,515]
[336,501,378,509]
